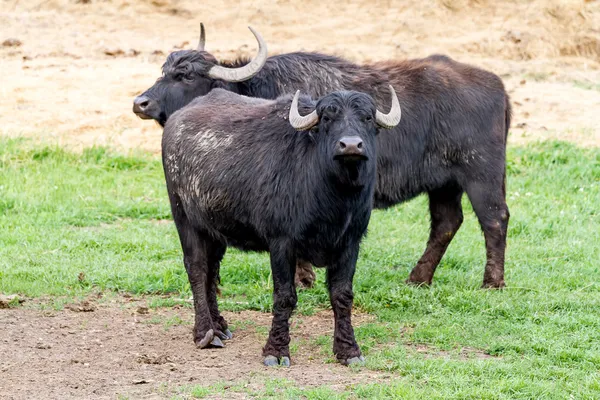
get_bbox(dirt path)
[0,297,388,399]
[1,0,599,152]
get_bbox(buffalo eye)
[363,116,373,123]
[322,116,331,123]
[183,73,195,83]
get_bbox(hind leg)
[465,177,509,288]
[407,184,464,285]
[206,242,232,340]
[295,259,316,289]
[170,195,224,348]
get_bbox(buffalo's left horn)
[207,26,268,82]
[375,85,402,128]
[289,90,319,131]
[197,22,206,51]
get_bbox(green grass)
[1,137,600,398]
[523,72,550,82]
[573,80,600,92]
[176,377,348,399]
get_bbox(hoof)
[340,355,365,366]
[215,329,233,340]
[280,356,290,367]
[405,278,431,287]
[195,329,225,349]
[195,329,215,349]
[481,281,505,289]
[263,355,291,367]
[263,355,279,366]
[210,336,224,348]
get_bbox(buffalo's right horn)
[375,85,402,128]
[207,26,268,82]
[289,90,319,131]
[197,22,206,51]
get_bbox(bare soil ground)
[0,296,388,399]
[1,0,599,152]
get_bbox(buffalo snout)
[335,136,366,160]
[133,95,159,120]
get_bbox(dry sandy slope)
[1,0,599,152]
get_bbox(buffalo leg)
[170,196,223,348]
[466,177,509,288]
[328,246,362,365]
[263,241,297,367]
[295,259,316,288]
[407,185,464,285]
[206,242,232,340]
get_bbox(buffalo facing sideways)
[135,25,511,289]
[162,87,401,366]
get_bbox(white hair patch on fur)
[193,128,233,155]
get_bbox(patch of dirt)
[65,300,97,312]
[409,343,496,360]
[0,295,25,309]
[0,298,388,399]
[0,0,599,150]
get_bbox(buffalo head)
[133,24,268,126]
[289,85,401,186]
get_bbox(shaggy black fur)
[163,89,386,365]
[136,47,511,289]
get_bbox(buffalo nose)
[132,95,156,119]
[336,136,364,157]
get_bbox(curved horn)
[197,22,206,51]
[375,85,402,128]
[289,90,319,131]
[207,26,268,82]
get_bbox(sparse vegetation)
[573,80,600,92]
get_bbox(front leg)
[327,245,363,365]
[263,240,297,367]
